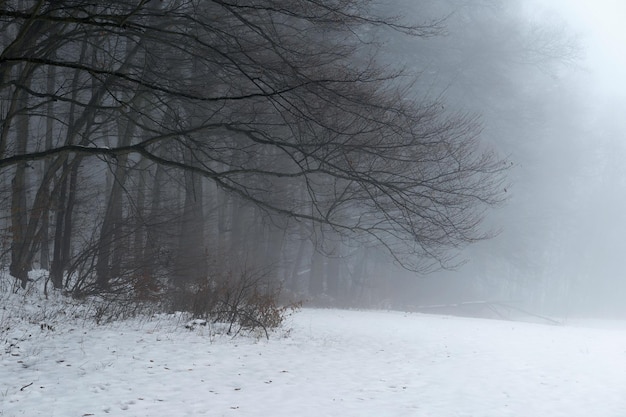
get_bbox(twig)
[20,382,33,391]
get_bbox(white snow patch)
[2,293,626,416]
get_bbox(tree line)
[0,0,505,305]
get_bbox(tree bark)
[10,79,31,287]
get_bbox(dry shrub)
[167,269,301,339]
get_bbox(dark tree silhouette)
[0,0,505,290]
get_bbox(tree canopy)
[0,0,505,295]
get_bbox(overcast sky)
[536,0,626,94]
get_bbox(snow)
[2,290,626,416]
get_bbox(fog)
[383,0,626,318]
[4,4,626,414]
[2,0,625,320]
[546,0,626,93]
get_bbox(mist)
[6,3,626,416]
[1,0,625,321]
[380,0,626,318]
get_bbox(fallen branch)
[412,301,562,325]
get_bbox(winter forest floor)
[2,283,626,416]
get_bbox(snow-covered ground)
[2,289,626,416]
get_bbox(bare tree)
[0,0,506,294]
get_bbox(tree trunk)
[308,247,325,297]
[10,83,31,287]
[49,163,68,289]
[325,252,341,300]
[144,163,163,277]
[95,153,129,290]
[39,60,56,270]
[175,166,206,286]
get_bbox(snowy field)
[2,294,626,416]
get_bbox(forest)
[1,0,624,320]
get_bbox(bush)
[167,269,301,339]
[1,266,300,339]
